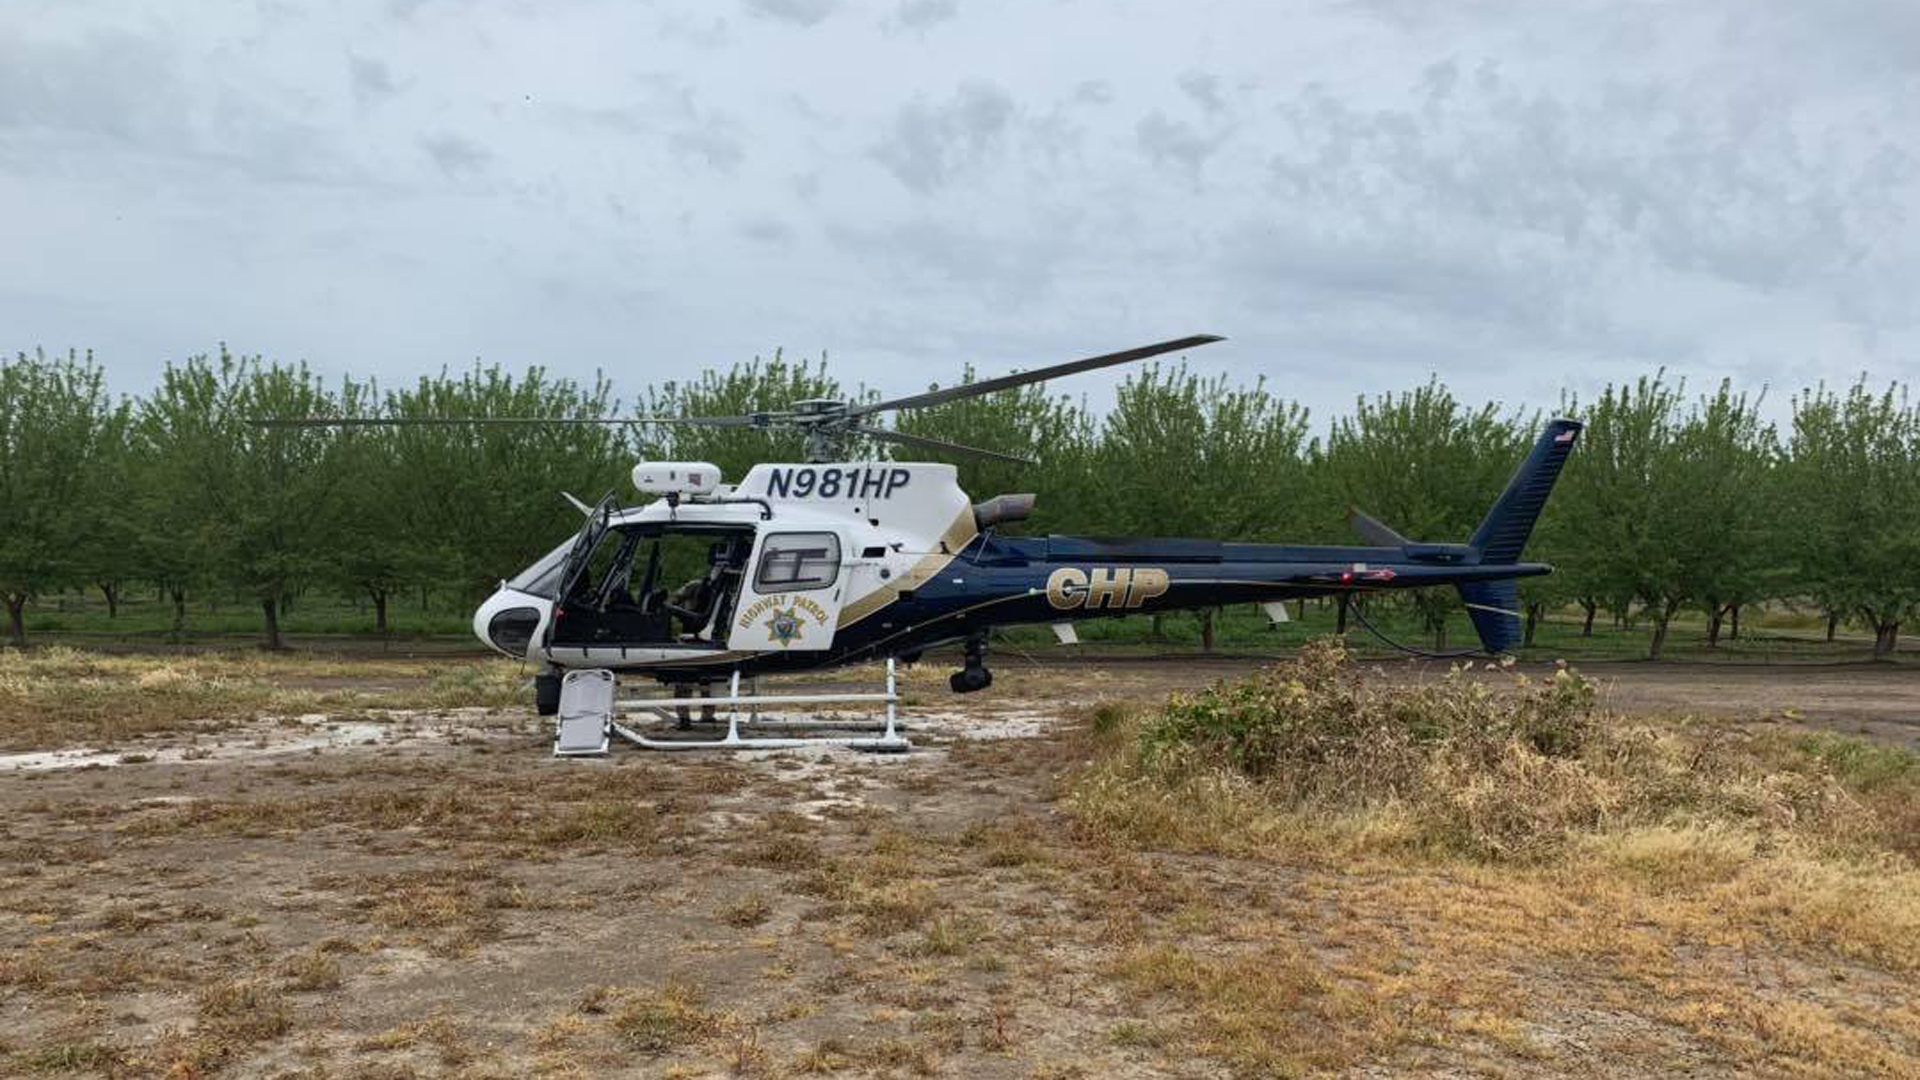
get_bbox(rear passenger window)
[754,533,841,593]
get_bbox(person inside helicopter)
[662,537,749,641]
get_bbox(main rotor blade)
[852,425,1036,465]
[249,416,756,429]
[851,334,1225,417]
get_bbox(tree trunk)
[1431,618,1447,652]
[98,582,119,619]
[1201,608,1217,653]
[1335,595,1350,635]
[1580,599,1596,637]
[372,589,389,634]
[5,594,25,649]
[1151,614,1165,641]
[1730,605,1741,640]
[1827,610,1840,642]
[261,597,282,651]
[1706,604,1724,648]
[1524,602,1542,648]
[170,588,187,645]
[1873,620,1901,661]
[1648,600,1681,660]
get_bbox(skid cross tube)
[604,658,910,752]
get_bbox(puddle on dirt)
[669,707,1066,821]
[0,710,518,772]
[0,704,1061,777]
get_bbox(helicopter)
[268,335,1581,753]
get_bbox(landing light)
[632,461,722,498]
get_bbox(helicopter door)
[541,493,618,650]
[727,530,845,652]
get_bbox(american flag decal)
[1554,428,1577,444]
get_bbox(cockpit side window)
[753,532,841,593]
[544,523,757,648]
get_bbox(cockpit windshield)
[506,539,573,598]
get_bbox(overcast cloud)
[3,0,1917,424]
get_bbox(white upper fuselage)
[472,462,980,671]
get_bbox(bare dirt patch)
[1,656,1915,1076]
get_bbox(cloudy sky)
[4,0,1917,424]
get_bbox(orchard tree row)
[3,346,1915,658]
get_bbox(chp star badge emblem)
[764,606,804,646]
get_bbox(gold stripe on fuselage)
[837,507,979,629]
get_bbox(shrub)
[1139,639,1595,797]
[1074,638,1883,862]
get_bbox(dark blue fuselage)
[652,531,1548,682]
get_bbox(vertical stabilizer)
[1471,419,1582,565]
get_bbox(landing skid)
[554,661,910,755]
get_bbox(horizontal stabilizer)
[1347,507,1409,548]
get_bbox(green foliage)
[382,364,629,597]
[1559,374,1689,656]
[1095,364,1312,539]
[1783,380,1920,657]
[3,340,1917,659]
[82,401,138,617]
[1139,639,1597,782]
[893,366,1094,534]
[0,350,122,645]
[1676,382,1778,642]
[136,349,362,647]
[1074,643,1918,873]
[642,350,845,478]
[1087,364,1312,646]
[327,419,417,630]
[1321,379,1526,644]
[1792,734,1918,793]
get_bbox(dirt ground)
[2,659,1917,1077]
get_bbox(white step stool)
[554,668,614,756]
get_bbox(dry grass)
[606,982,727,1054]
[0,647,529,750]
[114,977,301,1075]
[721,893,773,928]
[1065,639,1920,1075]
[280,949,344,991]
[122,762,710,851]
[1110,939,1384,1074]
[14,1041,123,1074]
[357,1014,471,1066]
[1075,641,1915,863]
[197,978,294,1043]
